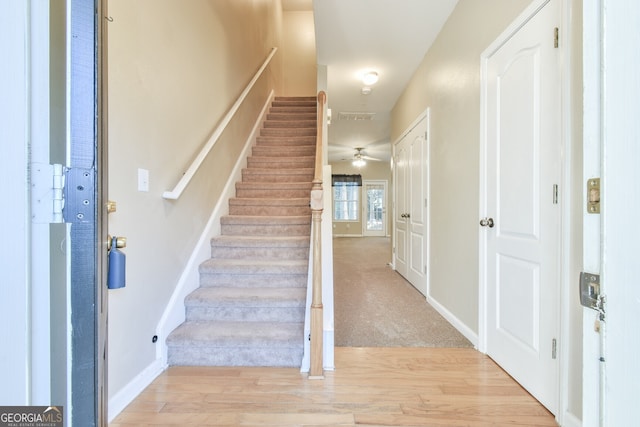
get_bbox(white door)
[394,141,409,278]
[363,180,387,237]
[481,0,560,414]
[394,112,428,295]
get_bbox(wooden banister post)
[309,91,326,379]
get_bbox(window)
[332,174,361,221]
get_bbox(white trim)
[0,0,31,405]
[581,0,602,425]
[163,48,277,200]
[154,91,274,364]
[427,296,479,347]
[562,411,583,427]
[107,358,164,423]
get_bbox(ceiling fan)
[352,147,383,167]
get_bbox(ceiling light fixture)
[362,71,379,86]
[352,148,367,168]
[352,157,366,168]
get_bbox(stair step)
[242,168,314,183]
[268,106,316,115]
[166,321,304,367]
[272,99,316,108]
[247,156,315,169]
[185,287,306,322]
[263,120,316,129]
[220,215,310,237]
[199,258,308,288]
[256,135,316,146]
[228,197,311,216]
[252,145,315,157]
[210,235,309,260]
[274,96,316,102]
[260,127,316,137]
[266,112,316,121]
[235,181,312,198]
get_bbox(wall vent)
[338,112,376,121]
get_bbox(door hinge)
[553,184,559,204]
[554,27,559,48]
[552,338,557,359]
[31,163,65,224]
[31,163,96,224]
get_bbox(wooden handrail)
[162,47,278,200]
[309,91,326,378]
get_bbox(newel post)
[309,91,326,378]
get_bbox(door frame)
[479,0,573,422]
[362,180,388,237]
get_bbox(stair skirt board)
[166,95,318,368]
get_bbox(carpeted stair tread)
[235,182,312,198]
[220,214,310,225]
[199,258,308,275]
[186,287,306,308]
[263,119,316,128]
[256,135,316,145]
[210,235,309,260]
[166,321,304,366]
[167,321,304,346]
[252,145,315,156]
[260,127,316,137]
[211,235,310,248]
[266,113,316,121]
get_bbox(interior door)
[393,113,428,295]
[363,180,387,237]
[481,0,560,414]
[394,142,409,277]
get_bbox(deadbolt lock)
[107,200,117,214]
[107,235,127,250]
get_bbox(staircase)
[166,96,317,367]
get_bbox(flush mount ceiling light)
[361,71,379,86]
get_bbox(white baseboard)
[108,358,165,422]
[154,91,275,363]
[427,295,479,347]
[333,233,363,238]
[561,411,582,427]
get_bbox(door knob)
[479,217,494,228]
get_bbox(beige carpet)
[333,236,473,348]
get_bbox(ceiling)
[282,0,458,164]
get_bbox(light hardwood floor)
[110,347,556,426]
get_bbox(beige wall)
[330,161,392,236]
[282,10,317,96]
[107,0,283,399]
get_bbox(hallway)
[333,237,472,348]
